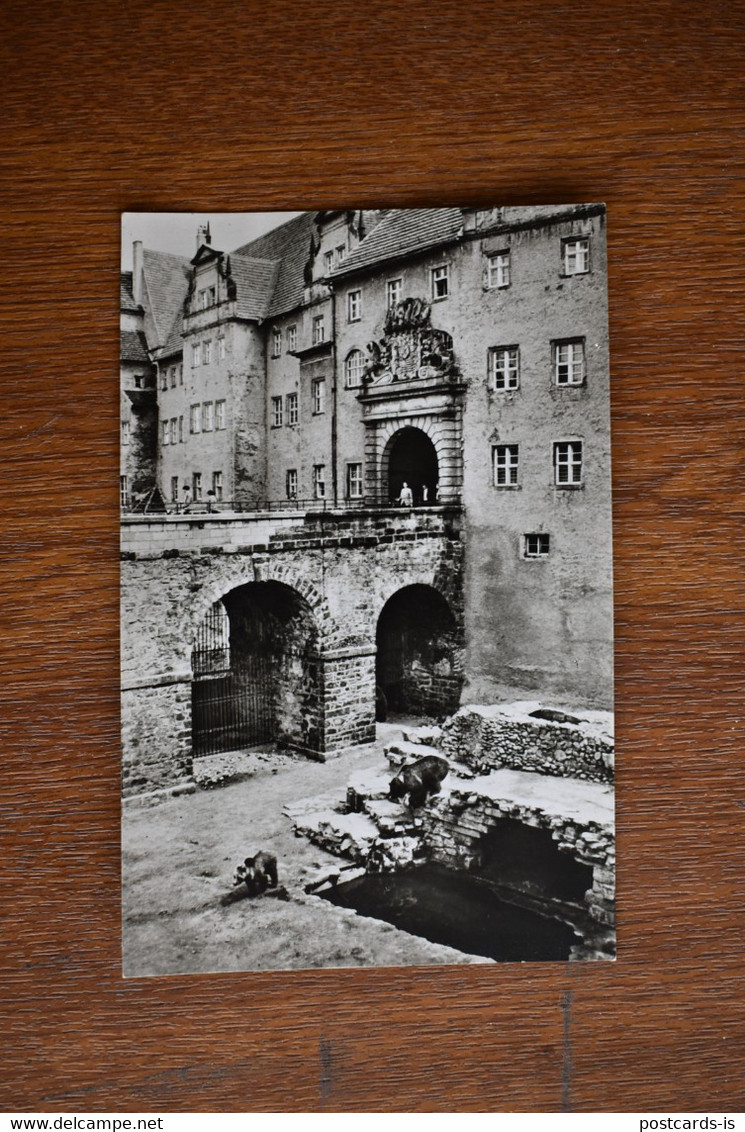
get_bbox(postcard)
[121,206,614,974]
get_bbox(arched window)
[345,349,364,388]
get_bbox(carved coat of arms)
[363,297,459,386]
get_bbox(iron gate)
[191,601,274,756]
[191,659,274,756]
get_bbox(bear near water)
[389,755,450,809]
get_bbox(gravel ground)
[121,722,489,976]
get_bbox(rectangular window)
[203,401,214,432]
[160,369,168,391]
[171,476,179,504]
[202,340,212,366]
[178,416,184,443]
[524,533,550,558]
[178,363,183,386]
[488,251,511,289]
[212,471,223,501]
[493,444,519,487]
[347,463,363,499]
[431,264,449,299]
[554,441,583,486]
[324,250,334,274]
[199,286,216,309]
[312,377,326,415]
[313,464,326,499]
[190,403,201,434]
[348,289,362,322]
[120,475,129,508]
[215,400,226,430]
[272,328,281,357]
[286,392,299,425]
[169,418,177,445]
[554,339,586,386]
[162,421,170,446]
[121,420,130,446]
[169,365,177,388]
[489,346,519,391]
[286,468,298,500]
[287,325,297,352]
[217,337,226,360]
[387,278,402,308]
[563,237,590,275]
[335,245,346,265]
[192,472,202,501]
[312,315,325,344]
[192,343,200,368]
[271,396,283,427]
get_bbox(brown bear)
[389,755,449,809]
[232,851,279,896]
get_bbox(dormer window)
[335,245,346,265]
[199,286,216,309]
[324,250,334,274]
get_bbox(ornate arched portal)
[191,580,320,755]
[376,584,463,719]
[384,426,439,505]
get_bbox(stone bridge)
[121,506,464,795]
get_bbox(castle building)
[121,205,612,792]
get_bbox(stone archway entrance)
[376,584,462,719]
[191,581,320,755]
[385,427,439,505]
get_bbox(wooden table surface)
[2,0,744,1113]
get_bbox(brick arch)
[375,575,456,626]
[187,558,343,652]
[374,581,464,718]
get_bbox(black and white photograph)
[120,206,615,975]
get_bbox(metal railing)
[122,493,461,517]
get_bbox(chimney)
[132,240,143,305]
[196,222,211,251]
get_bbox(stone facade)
[121,205,613,791]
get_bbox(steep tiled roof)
[331,208,464,278]
[159,311,186,359]
[229,254,281,320]
[142,249,191,349]
[120,271,139,312]
[232,212,317,318]
[121,329,150,364]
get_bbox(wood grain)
[1,0,744,1112]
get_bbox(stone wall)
[420,784,615,956]
[121,678,192,796]
[440,703,614,783]
[121,508,463,790]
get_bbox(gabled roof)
[232,211,317,319]
[229,254,282,320]
[331,208,464,278]
[121,329,150,364]
[120,271,140,312]
[142,249,191,349]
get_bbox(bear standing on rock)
[389,755,450,809]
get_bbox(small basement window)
[524,533,550,558]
